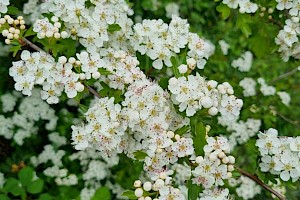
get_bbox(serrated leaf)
[24,27,36,37]
[18,167,33,187]
[10,45,22,57]
[27,179,44,194]
[121,191,137,199]
[236,15,252,38]
[91,187,111,200]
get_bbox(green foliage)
[91,187,111,200]
[190,115,207,156]
[187,179,202,200]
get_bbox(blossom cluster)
[192,137,235,189]
[239,77,291,106]
[9,50,86,103]
[274,1,300,61]
[33,16,69,39]
[222,0,258,13]
[40,0,133,52]
[132,171,185,200]
[168,73,243,118]
[0,89,57,145]
[231,51,253,72]
[239,77,257,97]
[218,115,261,149]
[198,187,230,200]
[256,128,300,182]
[0,15,26,44]
[131,16,214,70]
[143,132,194,177]
[229,176,261,200]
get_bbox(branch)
[20,37,44,52]
[84,84,101,99]
[270,67,300,83]
[277,112,300,129]
[236,167,286,200]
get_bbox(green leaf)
[187,180,201,200]
[133,150,148,160]
[7,6,22,15]
[91,187,111,200]
[174,125,190,136]
[190,118,206,156]
[38,194,54,200]
[27,179,44,194]
[79,104,89,114]
[3,178,24,196]
[24,27,36,37]
[216,4,231,20]
[0,194,10,200]
[121,191,137,199]
[10,45,22,57]
[158,77,169,90]
[171,57,180,78]
[236,15,252,38]
[98,68,113,75]
[18,167,33,187]
[108,24,121,33]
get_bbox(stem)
[21,37,44,52]
[236,167,286,200]
[277,112,300,129]
[270,67,300,83]
[84,84,101,99]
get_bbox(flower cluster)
[239,77,257,97]
[40,0,133,52]
[33,17,69,39]
[231,51,253,72]
[229,176,261,200]
[0,15,26,44]
[168,73,243,118]
[222,0,258,13]
[0,89,57,145]
[132,171,185,200]
[23,0,41,23]
[131,16,213,70]
[218,115,261,149]
[71,97,126,155]
[192,137,235,189]
[199,187,230,200]
[274,0,300,61]
[256,128,300,182]
[144,132,194,177]
[9,50,87,103]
